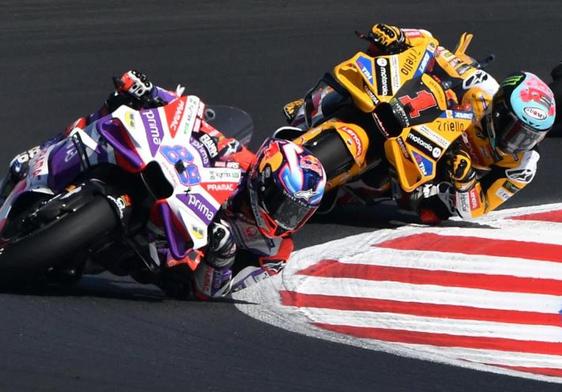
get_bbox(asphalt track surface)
[0,1,561,391]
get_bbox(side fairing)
[108,96,242,257]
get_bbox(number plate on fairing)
[111,96,241,249]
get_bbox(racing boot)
[193,262,233,299]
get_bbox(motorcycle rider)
[283,24,556,223]
[0,70,326,299]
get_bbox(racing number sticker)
[161,145,201,186]
[398,90,437,118]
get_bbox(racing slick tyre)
[0,195,119,281]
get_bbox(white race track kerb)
[233,203,562,384]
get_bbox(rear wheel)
[0,194,119,280]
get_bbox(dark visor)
[495,110,546,154]
[260,185,315,231]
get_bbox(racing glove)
[106,69,160,111]
[447,150,476,191]
[114,69,154,100]
[283,98,305,123]
[206,219,237,269]
[366,23,406,54]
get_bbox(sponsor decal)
[468,188,481,210]
[411,150,433,177]
[375,56,392,96]
[177,193,217,225]
[506,154,537,183]
[400,50,417,76]
[220,139,241,157]
[390,55,401,92]
[356,55,374,85]
[203,181,237,204]
[376,57,388,67]
[124,111,136,128]
[523,106,547,120]
[363,83,379,105]
[141,109,164,157]
[372,111,390,138]
[191,138,210,167]
[64,142,78,163]
[31,148,49,177]
[462,70,489,90]
[199,134,218,158]
[389,101,411,128]
[167,98,186,137]
[452,111,473,120]
[213,161,240,169]
[190,225,205,240]
[208,168,241,181]
[205,182,235,192]
[456,191,471,214]
[501,75,523,87]
[431,146,442,159]
[438,120,466,133]
[107,194,131,219]
[340,126,364,156]
[183,96,200,135]
[396,137,410,159]
[415,52,431,76]
[416,125,449,148]
[406,130,442,159]
[495,187,511,201]
[402,29,422,38]
[506,168,534,184]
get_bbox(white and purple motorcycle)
[0,94,252,287]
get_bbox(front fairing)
[333,35,439,113]
[99,96,242,263]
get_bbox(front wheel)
[0,195,119,276]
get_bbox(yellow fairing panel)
[333,35,439,114]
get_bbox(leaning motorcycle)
[0,94,252,287]
[278,33,485,216]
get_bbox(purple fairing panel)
[176,193,217,226]
[159,201,191,260]
[97,118,145,171]
[140,108,164,157]
[46,138,110,192]
[152,87,177,104]
[47,139,82,192]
